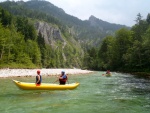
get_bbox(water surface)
[0,72,150,113]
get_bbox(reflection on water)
[0,72,150,113]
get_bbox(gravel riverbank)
[0,68,93,78]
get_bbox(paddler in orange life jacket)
[106,70,110,74]
[54,71,68,85]
[35,70,42,85]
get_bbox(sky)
[0,0,150,27]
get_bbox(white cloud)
[48,0,150,26]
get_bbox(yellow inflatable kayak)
[13,80,79,90]
[105,74,111,77]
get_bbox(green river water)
[0,72,150,113]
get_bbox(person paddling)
[35,70,42,85]
[106,70,110,74]
[54,71,68,85]
[102,70,111,76]
[105,70,111,77]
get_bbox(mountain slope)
[0,0,129,46]
[24,0,129,45]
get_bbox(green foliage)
[146,13,150,24]
[83,47,99,70]
[98,36,115,70]
[0,7,40,68]
[0,22,36,68]
[135,13,143,24]
[26,39,41,66]
[112,28,133,70]
[15,17,37,41]
[0,8,12,27]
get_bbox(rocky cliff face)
[34,21,65,48]
[34,21,83,68]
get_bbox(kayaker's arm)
[59,76,63,79]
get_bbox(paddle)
[66,74,69,84]
[102,74,105,76]
[53,80,58,83]
[53,76,59,83]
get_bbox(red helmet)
[37,70,40,74]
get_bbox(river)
[0,72,150,113]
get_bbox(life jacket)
[59,74,67,84]
[36,75,42,84]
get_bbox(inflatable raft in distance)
[105,74,111,77]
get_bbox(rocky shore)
[0,68,93,78]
